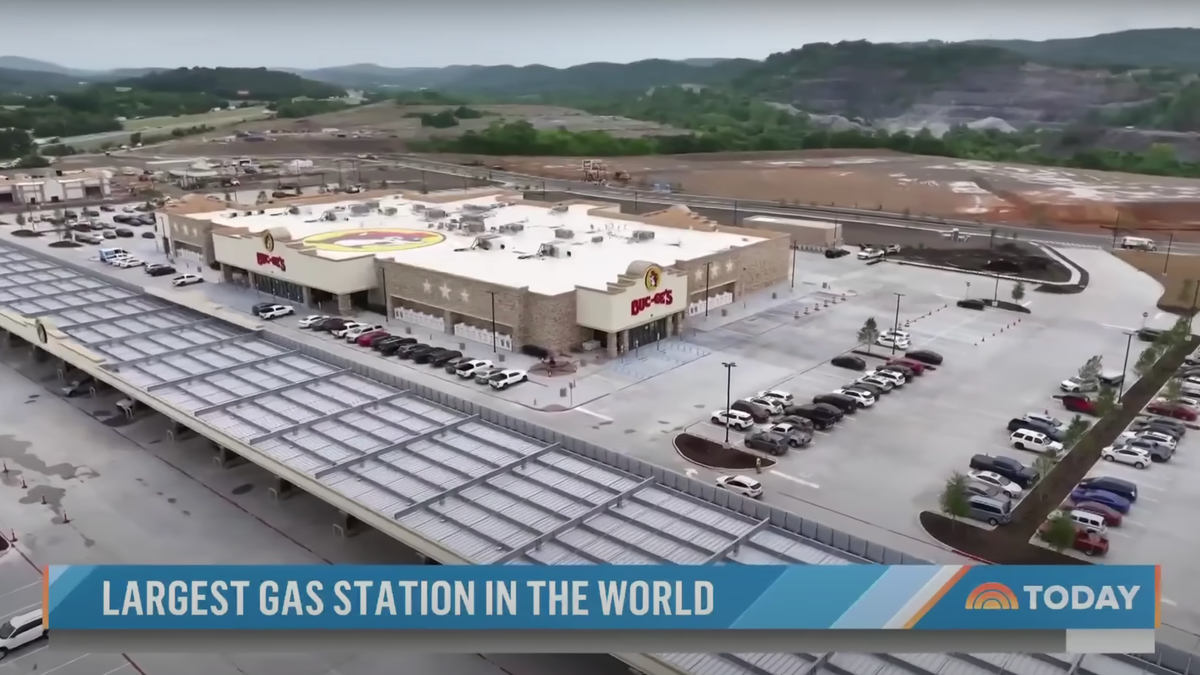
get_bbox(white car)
[876,334,911,350]
[488,369,528,390]
[857,248,884,260]
[1060,376,1098,393]
[454,359,493,378]
[257,304,294,320]
[884,244,901,254]
[0,608,46,658]
[331,321,368,338]
[122,205,137,213]
[298,315,329,329]
[748,396,783,416]
[343,324,383,341]
[711,409,754,430]
[857,374,894,392]
[768,421,808,436]
[1023,412,1065,431]
[715,475,763,499]
[1101,445,1151,469]
[171,273,203,287]
[1010,429,1064,456]
[864,369,905,387]
[967,470,1023,498]
[113,257,144,268]
[833,388,875,407]
[882,329,912,341]
[756,389,793,406]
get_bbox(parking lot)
[0,554,132,675]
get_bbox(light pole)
[704,262,712,317]
[992,275,1000,306]
[964,281,970,299]
[487,291,498,354]
[1120,332,1134,398]
[1163,232,1175,275]
[891,293,904,355]
[722,362,737,444]
[790,244,797,290]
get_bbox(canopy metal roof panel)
[661,651,1171,675]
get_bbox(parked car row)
[294,313,530,391]
[710,349,944,458]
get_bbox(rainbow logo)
[965,582,1020,610]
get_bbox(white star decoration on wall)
[460,290,470,303]
[439,283,452,299]
[422,280,432,294]
[694,268,704,282]
[725,260,735,274]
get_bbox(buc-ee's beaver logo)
[302,229,446,253]
[644,265,662,291]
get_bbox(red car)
[356,330,389,346]
[1061,395,1096,416]
[1039,521,1110,557]
[887,358,926,375]
[1146,400,1198,421]
[1070,501,1123,526]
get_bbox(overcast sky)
[7,1,1199,70]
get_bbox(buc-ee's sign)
[256,252,286,272]
[631,289,674,316]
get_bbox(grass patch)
[122,107,268,131]
[1114,249,1200,314]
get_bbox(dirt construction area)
[471,150,1200,235]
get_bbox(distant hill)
[966,28,1200,70]
[0,66,87,93]
[297,58,758,93]
[118,67,346,100]
[0,56,78,75]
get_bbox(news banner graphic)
[44,564,1159,654]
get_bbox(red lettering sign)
[256,252,287,272]
[631,289,674,316]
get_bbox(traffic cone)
[1,461,7,474]
[61,511,69,524]
[20,477,26,489]
[8,529,15,543]
[40,494,46,505]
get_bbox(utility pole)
[790,244,797,290]
[891,293,905,355]
[488,291,498,354]
[1163,232,1175,275]
[722,361,737,444]
[704,262,712,317]
[1120,332,1134,398]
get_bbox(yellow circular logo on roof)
[262,232,275,252]
[644,265,663,291]
[302,229,446,253]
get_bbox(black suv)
[783,404,839,430]
[969,454,1037,489]
[957,298,986,310]
[744,431,791,456]
[1006,417,1063,442]
[398,343,435,360]
[375,336,414,352]
[812,393,858,414]
[730,399,771,423]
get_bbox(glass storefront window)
[252,274,305,304]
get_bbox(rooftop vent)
[426,208,448,219]
[464,220,486,233]
[364,200,380,209]
[471,233,505,251]
[243,211,253,216]
[554,228,575,239]
[412,204,427,212]
[382,207,397,216]
[228,212,238,218]
[498,223,525,234]
[257,210,265,215]
[349,204,371,215]
[287,206,301,215]
[631,230,655,242]
[537,242,571,258]
[591,235,604,244]
[321,210,338,222]
[550,204,569,214]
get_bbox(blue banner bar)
[46,564,1159,631]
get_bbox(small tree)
[1094,386,1118,417]
[1152,332,1173,357]
[1077,355,1103,381]
[939,472,971,524]
[1170,316,1192,343]
[1031,452,1057,488]
[14,213,25,226]
[1134,347,1158,378]
[1162,377,1184,403]
[1063,415,1090,448]
[1011,281,1026,303]
[858,317,880,353]
[1041,512,1078,552]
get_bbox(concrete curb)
[888,258,1076,285]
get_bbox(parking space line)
[39,654,91,674]
[0,644,48,668]
[1162,597,1178,607]
[1107,530,1133,538]
[0,581,39,600]
[1121,519,1147,527]
[100,666,132,675]
[1138,496,1160,503]
[769,470,820,489]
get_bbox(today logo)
[964,582,1141,611]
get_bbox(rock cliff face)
[771,63,1152,127]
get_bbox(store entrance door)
[628,316,669,351]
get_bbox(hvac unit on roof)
[426,208,449,219]
[349,203,371,215]
[365,200,380,209]
[228,212,238,218]
[550,204,569,214]
[321,210,338,222]
[257,210,265,215]
[553,228,574,239]
[243,211,253,216]
[471,233,505,251]
[497,223,525,234]
[630,230,655,242]
[536,242,571,258]
[464,220,486,233]
[382,207,397,216]
[412,204,427,212]
[287,206,301,215]
[591,235,604,243]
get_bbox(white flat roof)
[744,215,837,230]
[204,193,766,294]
